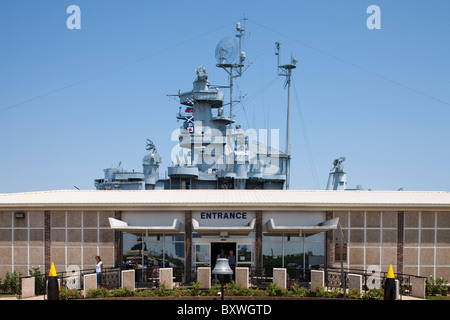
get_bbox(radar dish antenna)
[215,37,238,66]
[215,17,248,124]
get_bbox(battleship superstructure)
[95,20,291,191]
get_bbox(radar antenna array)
[215,37,238,65]
[215,17,248,122]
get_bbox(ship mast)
[275,42,297,190]
[216,17,247,124]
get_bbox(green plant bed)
[361,288,384,300]
[60,287,84,300]
[314,286,342,298]
[58,281,389,300]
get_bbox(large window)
[194,244,211,267]
[262,233,325,270]
[122,233,185,269]
[237,244,254,266]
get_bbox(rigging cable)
[0,21,236,114]
[292,77,321,189]
[248,19,450,108]
[233,76,280,129]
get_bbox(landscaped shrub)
[346,288,361,299]
[59,286,83,299]
[265,283,282,296]
[314,286,342,298]
[29,267,46,295]
[426,276,449,296]
[362,288,384,300]
[283,284,311,297]
[189,280,202,296]
[315,286,329,298]
[207,284,221,296]
[86,287,110,298]
[225,281,252,296]
[0,271,22,295]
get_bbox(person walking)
[95,256,103,288]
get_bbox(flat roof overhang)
[191,218,256,236]
[108,217,182,235]
[108,217,256,237]
[265,217,339,237]
[1,190,450,212]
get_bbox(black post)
[221,276,224,301]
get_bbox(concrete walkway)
[0,295,45,300]
[401,295,425,300]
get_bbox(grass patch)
[426,296,450,300]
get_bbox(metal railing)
[133,266,186,289]
[16,265,429,297]
[15,267,122,296]
[323,267,426,296]
[247,267,313,288]
[58,267,121,290]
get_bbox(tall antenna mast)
[215,17,247,124]
[275,41,297,190]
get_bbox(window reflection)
[262,233,325,269]
[122,234,185,270]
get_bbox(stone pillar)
[197,267,211,289]
[411,276,426,299]
[397,211,404,275]
[185,211,192,283]
[160,268,173,289]
[121,269,135,291]
[44,211,51,274]
[255,211,263,277]
[311,270,324,292]
[326,211,334,268]
[273,268,286,289]
[348,274,362,292]
[236,267,249,288]
[83,274,97,298]
[114,211,122,268]
[21,277,35,299]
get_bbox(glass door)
[194,244,211,267]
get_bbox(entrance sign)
[193,211,255,227]
[200,211,247,220]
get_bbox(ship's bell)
[212,258,233,275]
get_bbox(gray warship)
[94,19,348,191]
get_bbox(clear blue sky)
[1,0,449,193]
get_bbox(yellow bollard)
[384,264,396,300]
[47,263,59,300]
